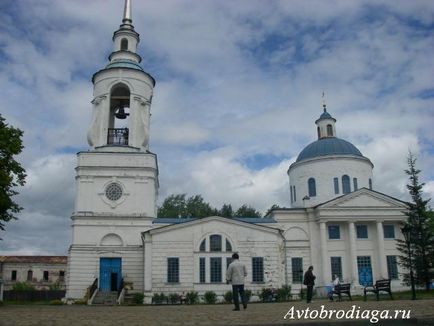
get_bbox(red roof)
[0,256,67,264]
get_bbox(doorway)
[99,258,122,292]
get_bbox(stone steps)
[92,291,118,305]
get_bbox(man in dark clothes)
[303,266,316,303]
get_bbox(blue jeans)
[232,284,247,309]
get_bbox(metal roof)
[153,217,277,224]
[296,137,363,162]
[105,59,143,71]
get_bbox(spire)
[123,0,132,24]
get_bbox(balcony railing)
[107,128,129,145]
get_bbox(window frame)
[342,175,351,194]
[11,270,17,281]
[210,257,222,283]
[209,234,222,252]
[291,257,303,284]
[386,255,399,280]
[383,225,395,239]
[330,256,343,281]
[43,271,49,282]
[252,257,264,283]
[356,224,368,239]
[328,225,341,240]
[167,257,180,283]
[199,257,206,283]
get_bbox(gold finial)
[321,91,327,112]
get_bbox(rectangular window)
[167,257,179,283]
[291,257,303,284]
[43,271,49,281]
[293,186,296,202]
[328,225,340,239]
[330,257,343,280]
[383,225,395,239]
[210,257,222,283]
[334,177,339,194]
[290,186,293,203]
[59,271,65,281]
[356,225,368,239]
[252,257,264,283]
[11,270,17,281]
[369,178,373,190]
[387,255,399,280]
[27,270,33,281]
[199,257,206,283]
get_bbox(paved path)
[1,299,434,326]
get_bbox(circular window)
[105,183,123,201]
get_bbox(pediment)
[318,188,407,209]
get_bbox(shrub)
[244,289,252,302]
[12,282,35,291]
[49,299,63,305]
[185,291,199,304]
[0,300,4,306]
[168,293,181,304]
[133,293,145,304]
[223,291,233,303]
[49,282,62,291]
[74,299,87,305]
[203,291,217,304]
[259,288,274,302]
[276,286,291,302]
[152,293,167,304]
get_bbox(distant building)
[0,256,67,291]
[65,0,408,303]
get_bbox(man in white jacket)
[226,253,248,311]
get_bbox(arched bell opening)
[108,84,130,145]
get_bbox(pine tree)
[397,152,434,291]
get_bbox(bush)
[244,289,252,302]
[203,291,217,304]
[133,293,145,304]
[276,286,291,302]
[0,300,4,306]
[185,291,199,304]
[49,299,63,305]
[12,282,35,291]
[49,282,62,291]
[259,288,274,302]
[223,291,233,303]
[152,293,167,304]
[74,299,87,305]
[168,293,181,304]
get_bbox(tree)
[234,204,262,218]
[219,204,233,218]
[397,152,434,291]
[0,114,26,236]
[265,204,282,217]
[158,194,216,218]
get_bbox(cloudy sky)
[1,0,433,255]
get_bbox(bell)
[115,106,129,119]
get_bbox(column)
[348,222,358,284]
[376,221,387,279]
[143,233,152,292]
[319,222,329,284]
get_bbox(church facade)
[65,1,408,302]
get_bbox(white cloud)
[1,0,433,254]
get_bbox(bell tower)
[66,0,158,299]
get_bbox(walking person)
[226,253,247,311]
[303,265,316,303]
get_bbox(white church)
[65,1,408,303]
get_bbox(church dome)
[296,137,363,162]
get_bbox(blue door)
[357,256,373,286]
[100,258,122,292]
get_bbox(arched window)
[293,186,296,202]
[308,178,316,197]
[226,239,232,252]
[199,239,206,252]
[210,234,222,252]
[353,178,358,191]
[327,124,333,136]
[317,126,321,138]
[120,38,128,51]
[290,186,293,203]
[369,178,373,190]
[27,270,33,281]
[342,175,351,194]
